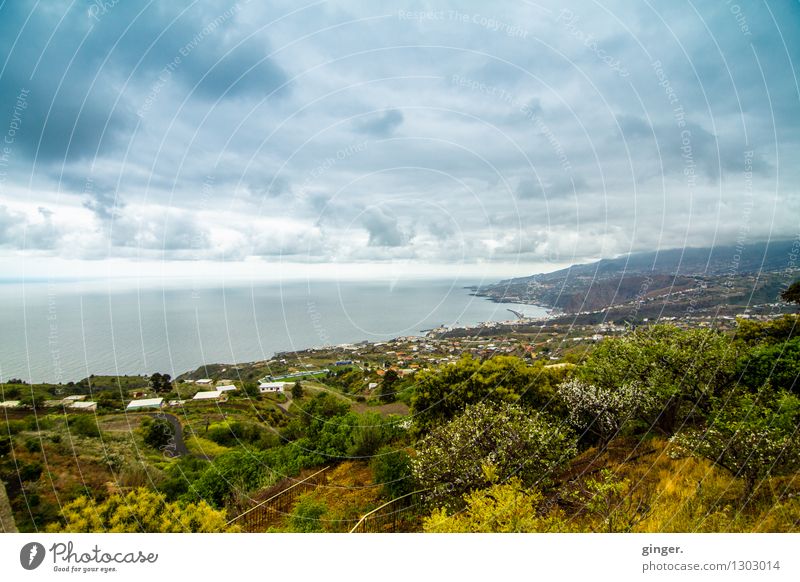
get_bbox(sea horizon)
[0,278,547,384]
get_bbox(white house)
[258,382,289,393]
[0,400,21,409]
[69,401,97,411]
[64,394,87,401]
[126,397,164,411]
[195,379,213,386]
[193,390,223,401]
[216,385,237,392]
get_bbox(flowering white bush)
[670,390,800,493]
[411,401,577,508]
[557,379,654,444]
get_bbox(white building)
[193,390,224,401]
[216,385,237,392]
[195,379,213,386]
[0,401,21,409]
[69,401,97,411]
[258,382,289,393]
[126,397,164,411]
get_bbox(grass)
[275,461,383,532]
[560,437,800,533]
[184,435,229,458]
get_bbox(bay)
[0,279,547,383]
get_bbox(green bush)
[18,461,43,482]
[3,419,25,435]
[206,421,275,450]
[189,449,276,508]
[24,415,53,431]
[289,494,328,532]
[159,456,210,501]
[67,414,102,438]
[371,447,414,499]
[410,355,558,434]
[349,412,396,458]
[2,385,21,399]
[24,438,40,453]
[141,417,175,451]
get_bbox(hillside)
[473,239,799,316]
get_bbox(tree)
[242,381,260,398]
[780,280,800,305]
[140,417,175,452]
[579,325,739,433]
[670,389,800,494]
[282,392,350,441]
[371,447,414,499]
[2,385,21,399]
[379,369,399,403]
[96,390,123,412]
[291,381,304,399]
[423,476,568,533]
[411,401,577,508]
[410,355,558,434]
[46,488,234,532]
[738,337,800,394]
[149,373,172,393]
[558,379,656,445]
[735,314,800,345]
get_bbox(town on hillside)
[1,277,800,533]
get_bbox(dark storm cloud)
[0,0,797,269]
[0,1,287,163]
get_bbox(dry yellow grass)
[562,437,800,533]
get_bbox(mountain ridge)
[475,239,799,316]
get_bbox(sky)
[0,0,798,281]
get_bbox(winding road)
[148,412,189,457]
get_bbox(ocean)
[0,279,547,383]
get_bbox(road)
[148,412,189,457]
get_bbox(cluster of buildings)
[188,379,237,402]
